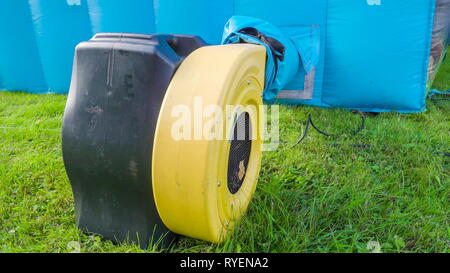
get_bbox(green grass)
[1,56,449,253]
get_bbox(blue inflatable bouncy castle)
[0,0,449,113]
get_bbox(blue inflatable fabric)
[0,0,447,114]
[222,16,300,101]
[222,16,322,103]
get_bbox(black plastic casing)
[62,33,206,249]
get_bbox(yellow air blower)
[62,33,266,248]
[153,44,266,243]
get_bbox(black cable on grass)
[433,151,450,157]
[291,111,366,148]
[270,111,448,157]
[428,89,450,101]
[291,114,312,147]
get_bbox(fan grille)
[227,112,252,195]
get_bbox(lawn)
[0,56,449,253]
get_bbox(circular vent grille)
[227,112,252,194]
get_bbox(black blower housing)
[62,33,206,249]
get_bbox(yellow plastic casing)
[152,44,266,243]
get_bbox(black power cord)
[291,111,366,148]
[288,112,449,157]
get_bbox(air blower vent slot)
[227,112,252,195]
